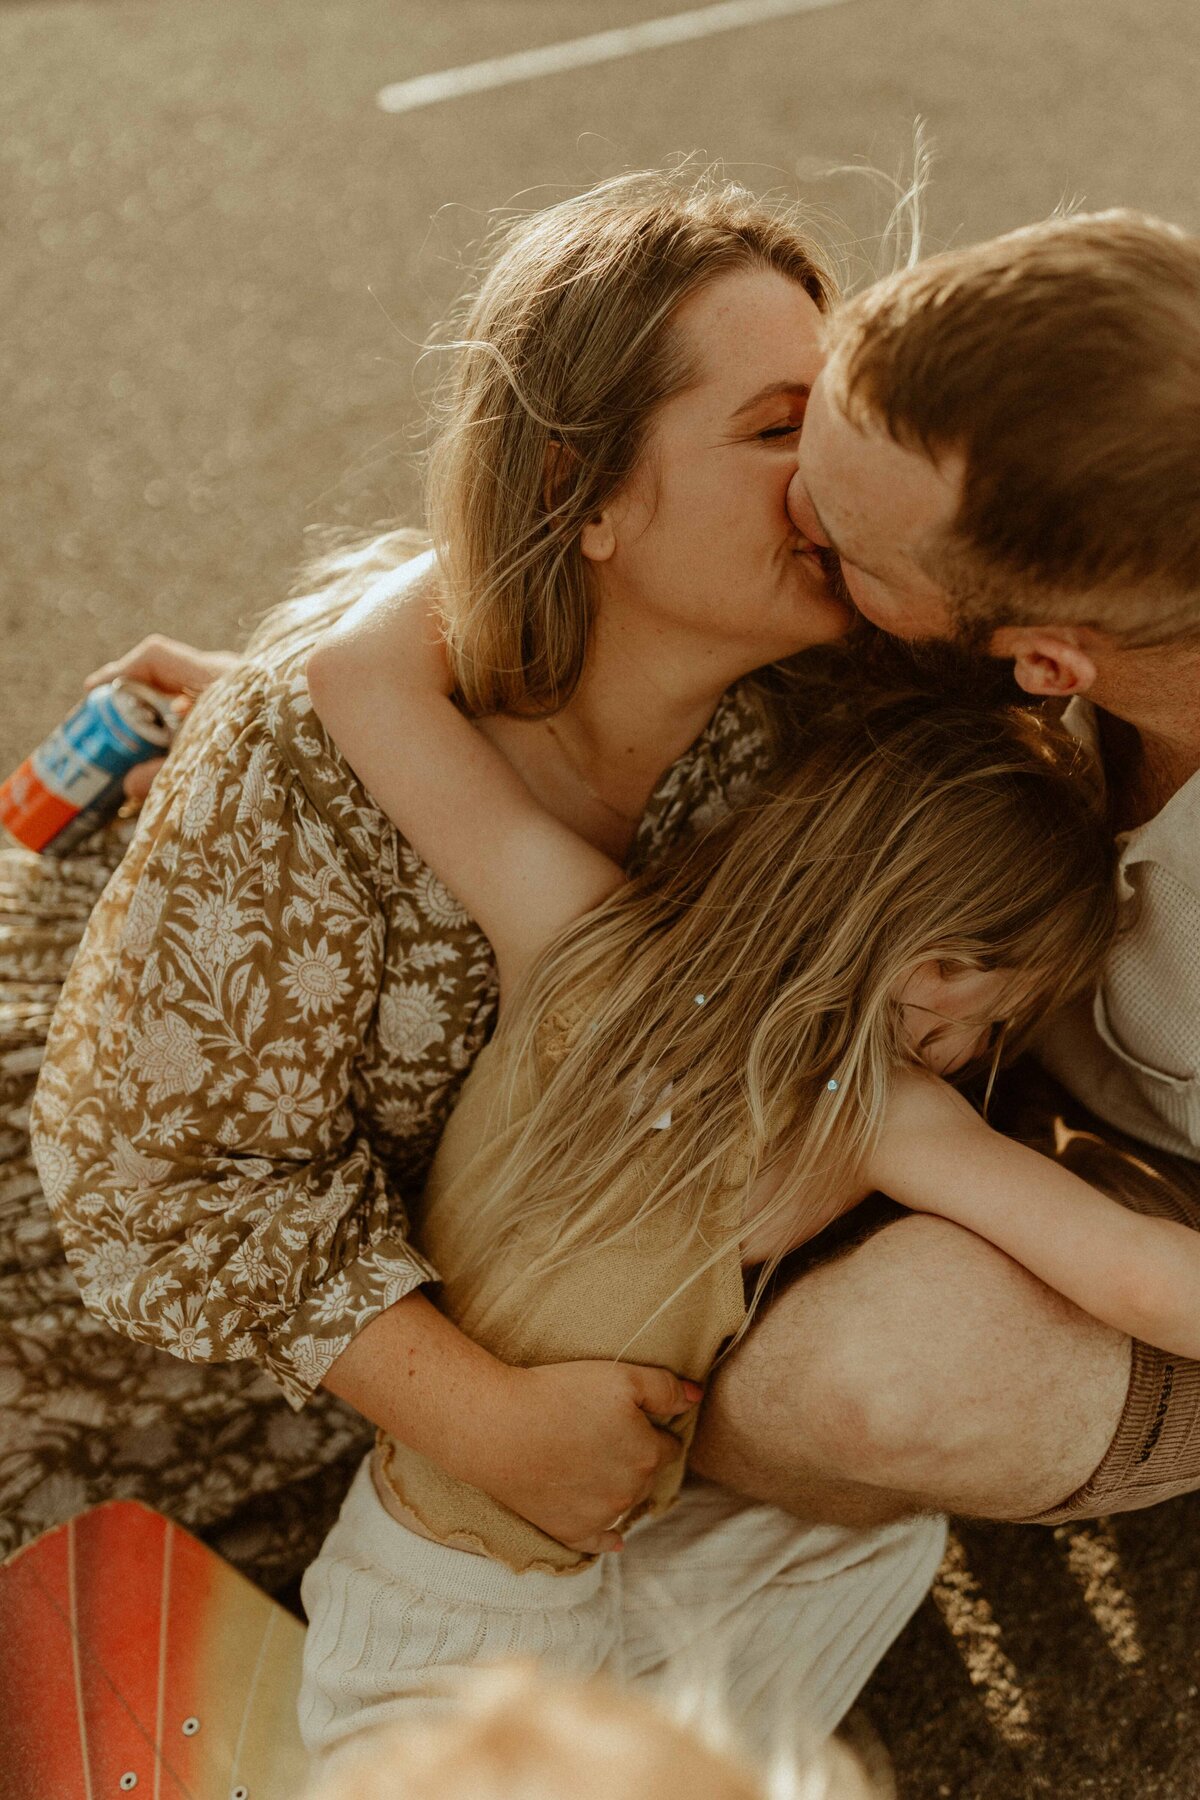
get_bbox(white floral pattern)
[377,980,452,1064]
[279,936,352,1021]
[4,625,772,1591]
[244,1066,326,1142]
[127,1013,211,1106]
[1,821,371,1591]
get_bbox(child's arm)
[867,1071,1200,1359]
[306,559,622,992]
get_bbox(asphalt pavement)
[4,3,1200,1794]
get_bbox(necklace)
[543,718,644,826]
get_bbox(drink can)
[0,680,178,857]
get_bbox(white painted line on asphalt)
[377,0,853,115]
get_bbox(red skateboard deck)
[0,1502,311,1799]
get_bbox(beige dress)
[3,624,772,1587]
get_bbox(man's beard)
[816,545,855,610]
[808,546,1028,708]
[826,565,1021,709]
[884,630,1021,708]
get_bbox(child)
[304,1660,878,1800]
[297,578,1186,1755]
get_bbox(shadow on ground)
[865,1498,1200,1797]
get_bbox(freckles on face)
[607,266,855,654]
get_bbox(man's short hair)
[825,211,1200,644]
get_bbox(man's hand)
[84,634,240,798]
[471,1359,703,1555]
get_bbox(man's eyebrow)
[727,380,811,424]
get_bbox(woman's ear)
[989,626,1098,698]
[579,513,618,563]
[544,439,618,563]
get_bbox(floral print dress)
[2,631,771,1591]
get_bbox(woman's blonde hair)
[458,678,1117,1332]
[250,169,837,706]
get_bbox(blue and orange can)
[0,680,178,857]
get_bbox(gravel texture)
[5,4,1200,1793]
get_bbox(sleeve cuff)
[261,1234,440,1408]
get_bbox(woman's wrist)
[427,1355,529,1492]
[322,1289,515,1477]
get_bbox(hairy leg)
[692,1214,1131,1525]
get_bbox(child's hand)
[474,1359,704,1555]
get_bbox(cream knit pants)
[299,1457,946,1761]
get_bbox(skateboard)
[0,1502,310,1799]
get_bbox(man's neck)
[1089,648,1200,831]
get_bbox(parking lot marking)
[377,0,853,115]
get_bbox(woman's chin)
[787,555,854,642]
[795,587,856,646]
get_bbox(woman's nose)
[786,467,828,544]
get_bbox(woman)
[18,174,940,1678]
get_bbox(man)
[693,209,1200,1533]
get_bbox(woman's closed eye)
[758,421,805,443]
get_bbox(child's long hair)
[459,684,1117,1335]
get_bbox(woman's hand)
[471,1359,703,1555]
[324,1291,699,1556]
[84,635,240,798]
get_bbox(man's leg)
[694,1077,1200,1528]
[692,1213,1130,1525]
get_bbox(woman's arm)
[31,671,692,1554]
[84,635,242,798]
[868,1072,1200,1358]
[324,1292,702,1554]
[306,564,621,992]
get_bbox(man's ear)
[989,626,1098,698]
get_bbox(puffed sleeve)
[31,661,438,1408]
